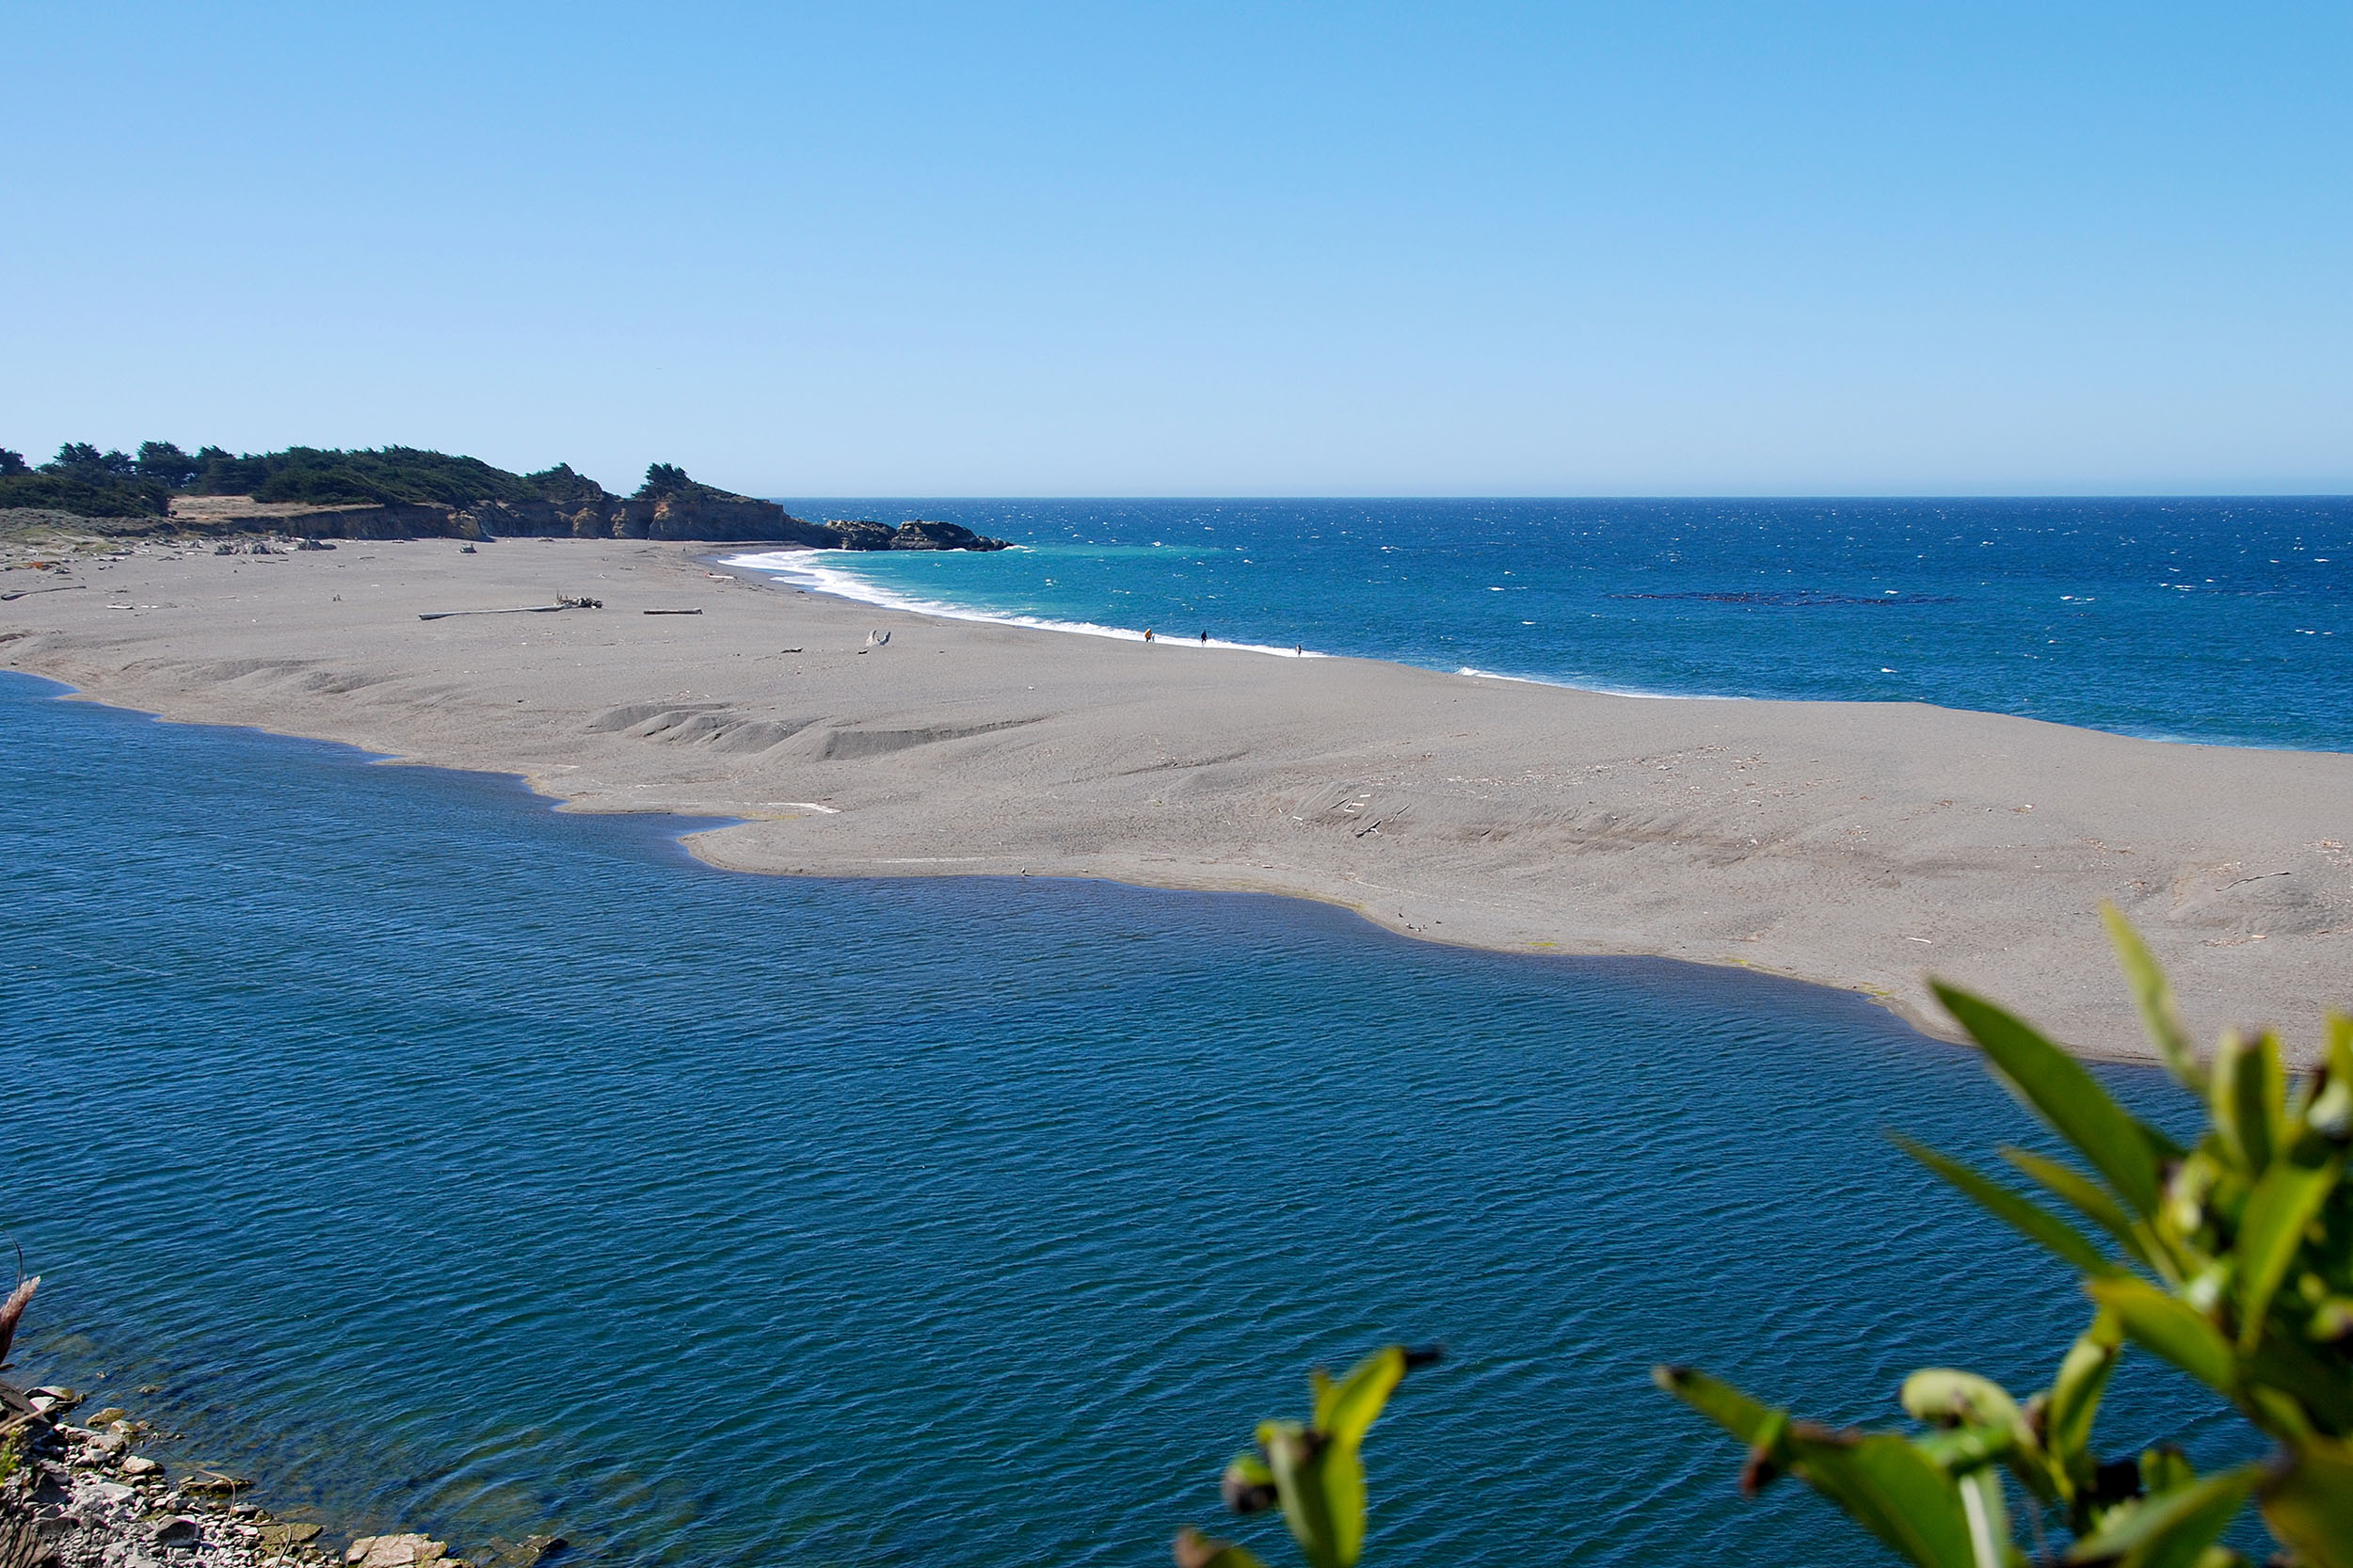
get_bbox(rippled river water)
[1,672,2242,1564]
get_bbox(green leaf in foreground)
[1929,984,2165,1214]
[1261,1419,1346,1568]
[2233,1156,2339,1352]
[1651,1365,1780,1447]
[1997,1145,2149,1264]
[2210,1031,2284,1176]
[2259,1436,2353,1568]
[1931,982,2164,1217]
[1785,1429,1980,1568]
[2100,903,2202,1092]
[2044,1311,2124,1495]
[1894,1135,2115,1274]
[1201,1347,1432,1568]
[2084,1277,2236,1396]
[1315,1346,1406,1448]
[1899,1369,2026,1440]
[1644,929,2351,1568]
[1175,1528,1273,1568]
[2065,1464,2263,1568]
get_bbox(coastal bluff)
[0,442,1012,551]
[162,492,1013,551]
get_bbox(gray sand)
[7,536,2347,1063]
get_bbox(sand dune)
[7,536,2348,1063]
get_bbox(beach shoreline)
[5,533,2347,1064]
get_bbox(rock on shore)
[0,1384,559,1568]
[1,1394,339,1568]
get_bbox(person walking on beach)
[1198,630,1209,644]
[1144,628,1155,643]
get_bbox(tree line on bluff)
[0,443,1009,549]
[0,441,732,518]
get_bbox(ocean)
[3,668,2257,1566]
[737,497,2352,751]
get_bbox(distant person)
[1198,630,1209,644]
[1144,628,1155,643]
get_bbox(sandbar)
[6,535,2347,1064]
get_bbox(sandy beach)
[6,533,2347,1064]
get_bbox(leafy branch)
[1657,907,2352,1567]
[1177,909,2349,1566]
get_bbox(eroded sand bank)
[7,536,2347,1063]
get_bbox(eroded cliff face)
[511,489,839,544]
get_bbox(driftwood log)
[417,596,602,621]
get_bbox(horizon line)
[755,490,2353,503]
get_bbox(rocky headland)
[155,493,1011,550]
[0,443,1011,552]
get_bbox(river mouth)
[1,670,2241,1566]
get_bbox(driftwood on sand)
[417,597,602,621]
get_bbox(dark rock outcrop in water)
[825,519,1012,552]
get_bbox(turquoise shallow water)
[742,497,2352,750]
[3,673,2251,1564]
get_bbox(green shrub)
[1655,907,2350,1567]
[1180,910,2350,1567]
[0,473,169,518]
[236,447,550,508]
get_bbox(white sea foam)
[1455,667,1751,702]
[721,550,1327,661]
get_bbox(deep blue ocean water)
[741,497,2352,750]
[2,672,2259,1565]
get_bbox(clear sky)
[6,2,2347,496]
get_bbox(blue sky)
[5,2,2347,495]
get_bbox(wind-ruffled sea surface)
[738,497,2352,750]
[4,673,2255,1565]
